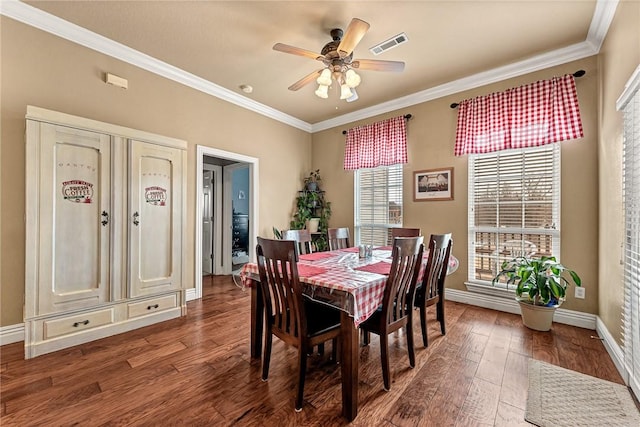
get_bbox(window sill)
[464,281,517,300]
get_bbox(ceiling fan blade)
[337,18,370,58]
[351,59,405,72]
[288,69,322,91]
[273,43,323,61]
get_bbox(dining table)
[240,245,459,421]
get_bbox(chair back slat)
[281,229,313,255]
[256,238,305,341]
[382,236,424,326]
[422,234,453,302]
[388,227,421,245]
[327,227,350,251]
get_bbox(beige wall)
[2,3,637,336]
[597,0,640,345]
[0,18,311,326]
[313,56,600,315]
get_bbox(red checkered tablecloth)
[240,248,458,327]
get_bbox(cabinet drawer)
[44,308,115,340]
[127,294,177,319]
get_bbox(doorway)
[190,146,259,301]
[202,164,222,275]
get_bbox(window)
[468,144,560,285]
[355,164,403,246]
[619,66,640,398]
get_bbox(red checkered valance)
[343,115,407,170]
[454,74,583,156]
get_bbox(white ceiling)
[4,1,617,131]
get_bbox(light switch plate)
[575,287,586,299]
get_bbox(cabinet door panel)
[38,124,111,315]
[129,140,183,297]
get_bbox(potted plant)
[304,169,322,192]
[492,256,582,331]
[290,170,332,251]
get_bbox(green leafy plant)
[492,256,582,306]
[303,169,322,188]
[290,192,316,230]
[272,227,282,239]
[290,170,332,251]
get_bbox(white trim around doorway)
[191,146,259,301]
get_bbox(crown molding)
[586,0,620,51]
[616,64,640,110]
[1,0,618,135]
[312,41,598,132]
[0,0,312,133]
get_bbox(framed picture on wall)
[413,167,454,201]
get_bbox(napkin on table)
[354,262,391,275]
[299,252,334,261]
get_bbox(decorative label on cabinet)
[145,186,167,206]
[61,180,94,203]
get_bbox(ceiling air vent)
[369,32,408,56]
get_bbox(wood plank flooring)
[1,275,626,426]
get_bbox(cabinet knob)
[133,211,139,226]
[147,304,160,310]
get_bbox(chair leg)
[331,338,338,362]
[296,345,308,412]
[380,334,391,391]
[262,330,273,381]
[437,300,446,335]
[419,304,429,347]
[362,330,371,346]
[317,343,325,356]
[406,321,416,368]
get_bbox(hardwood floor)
[1,275,624,426]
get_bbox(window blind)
[468,145,560,284]
[355,165,403,246]
[618,66,640,399]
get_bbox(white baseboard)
[595,316,627,383]
[186,287,198,301]
[0,323,25,345]
[446,288,597,329]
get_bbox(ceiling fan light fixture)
[346,88,359,103]
[315,84,329,99]
[340,84,353,100]
[274,18,404,103]
[316,68,332,86]
[344,69,361,88]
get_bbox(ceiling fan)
[273,18,405,102]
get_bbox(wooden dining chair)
[360,236,424,391]
[281,229,313,254]
[414,233,453,347]
[389,227,421,244]
[256,237,341,412]
[327,227,350,251]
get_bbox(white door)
[36,124,112,315]
[202,170,214,275]
[129,139,183,297]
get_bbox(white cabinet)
[128,140,183,298]
[31,124,112,315]
[24,106,187,358]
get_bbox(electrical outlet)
[575,287,586,299]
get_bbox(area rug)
[526,360,640,426]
